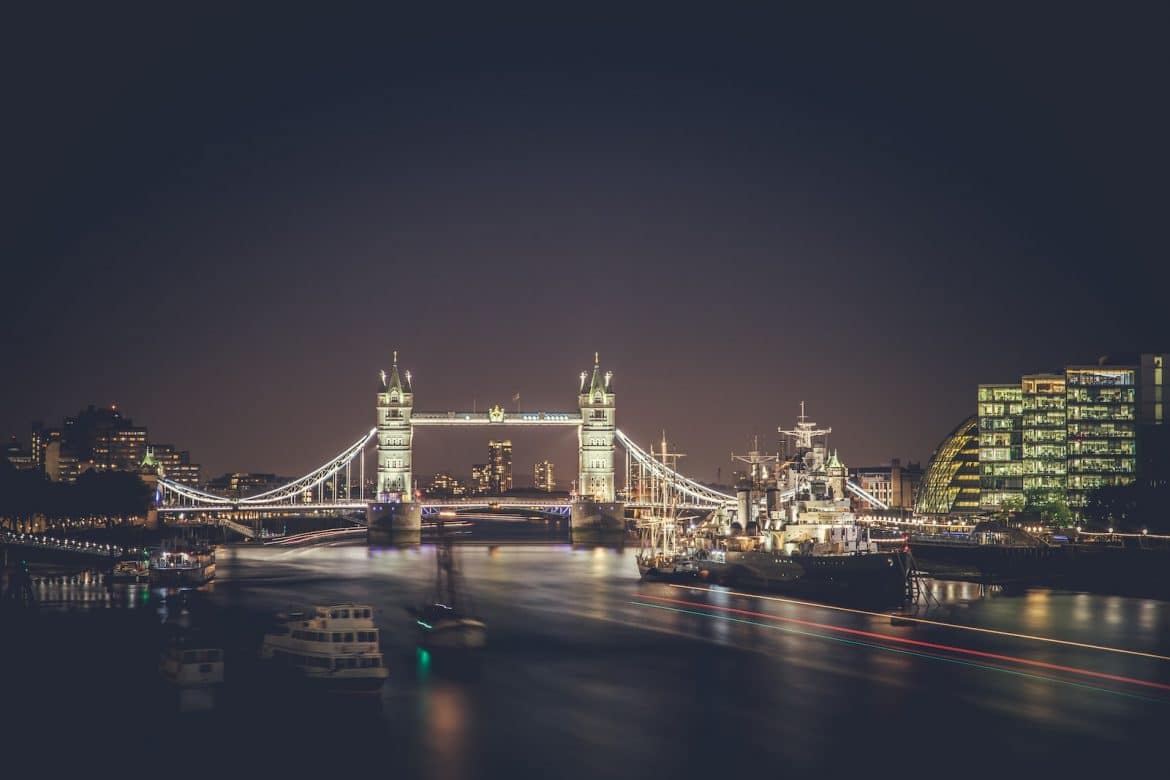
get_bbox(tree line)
[0,458,153,526]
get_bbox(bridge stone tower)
[578,353,616,501]
[368,351,422,543]
[571,354,625,543]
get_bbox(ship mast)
[650,431,685,514]
[730,435,779,528]
[778,401,832,453]
[730,435,779,484]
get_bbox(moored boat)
[111,558,150,583]
[150,543,215,588]
[635,511,699,581]
[694,406,911,604]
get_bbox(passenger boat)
[160,641,224,688]
[695,407,911,604]
[259,604,389,693]
[149,542,215,588]
[408,520,486,651]
[159,624,224,712]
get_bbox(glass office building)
[1021,374,1067,506]
[1065,366,1137,510]
[978,384,1023,510]
[915,416,981,515]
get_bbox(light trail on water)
[635,594,1170,695]
[668,583,1170,662]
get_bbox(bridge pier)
[570,501,626,545]
[367,502,422,545]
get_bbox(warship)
[695,405,911,603]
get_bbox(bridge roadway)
[410,410,580,426]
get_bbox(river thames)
[7,534,1170,777]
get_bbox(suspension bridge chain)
[158,428,376,508]
[613,429,736,509]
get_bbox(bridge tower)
[571,354,625,542]
[578,353,616,501]
[368,351,422,543]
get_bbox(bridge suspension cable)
[158,427,376,508]
[614,429,736,508]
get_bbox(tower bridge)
[369,351,624,542]
[154,351,887,543]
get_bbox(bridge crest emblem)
[488,404,505,422]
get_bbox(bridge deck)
[410,410,580,426]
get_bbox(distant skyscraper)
[427,472,467,497]
[471,464,490,495]
[488,440,512,494]
[144,444,202,486]
[534,460,555,492]
[94,426,148,472]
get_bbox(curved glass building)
[915,416,980,515]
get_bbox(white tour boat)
[259,604,389,693]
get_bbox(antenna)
[779,402,831,452]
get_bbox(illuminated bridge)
[155,352,887,541]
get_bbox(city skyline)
[3,7,1168,774]
[5,349,1162,487]
[4,6,1164,489]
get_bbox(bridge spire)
[384,350,411,394]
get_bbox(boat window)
[181,651,196,663]
[206,650,221,662]
[330,610,340,619]
[344,633,354,643]
[340,609,350,618]
[333,632,343,642]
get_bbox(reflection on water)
[6,536,1170,776]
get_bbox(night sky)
[4,6,1166,486]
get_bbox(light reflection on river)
[7,537,1170,777]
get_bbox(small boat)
[259,604,389,693]
[160,641,224,687]
[150,540,216,589]
[159,626,224,712]
[408,520,487,651]
[111,558,150,583]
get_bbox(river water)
[5,533,1169,777]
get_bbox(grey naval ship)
[695,406,911,604]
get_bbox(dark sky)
[3,5,1166,486]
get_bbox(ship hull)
[150,562,215,589]
[417,617,488,651]
[637,557,700,582]
[699,551,909,604]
